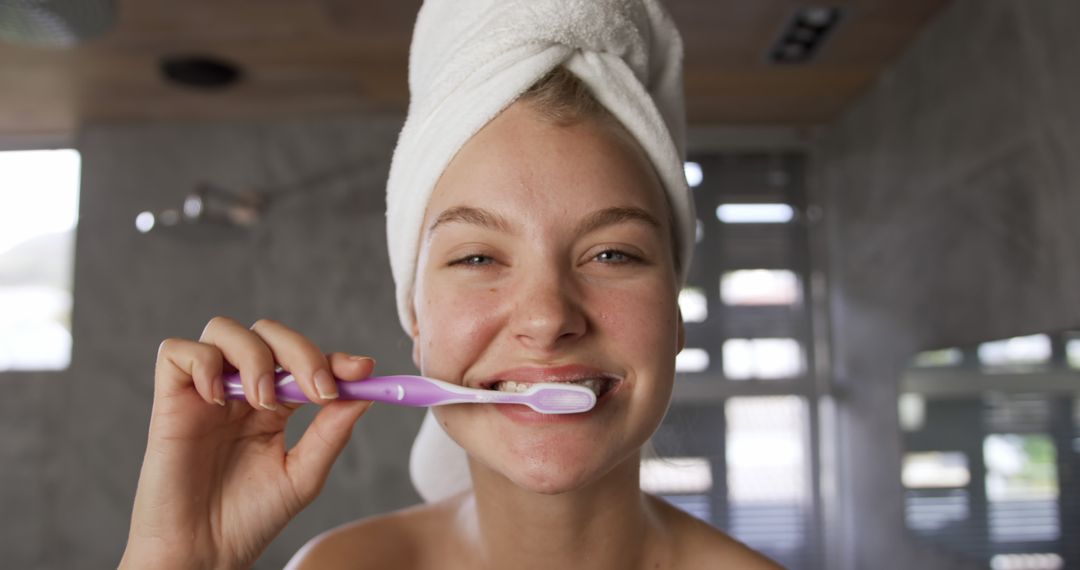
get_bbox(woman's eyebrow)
[428,206,512,234]
[576,206,662,236]
[427,205,660,236]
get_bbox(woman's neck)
[455,454,673,570]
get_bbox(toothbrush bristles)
[528,385,596,414]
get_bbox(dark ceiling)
[0,0,951,135]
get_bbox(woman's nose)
[508,269,587,350]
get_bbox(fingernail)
[213,376,226,406]
[349,355,375,366]
[257,373,278,411]
[314,369,339,400]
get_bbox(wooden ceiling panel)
[0,0,950,135]
[684,67,873,125]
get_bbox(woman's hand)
[119,316,374,569]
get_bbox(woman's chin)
[503,463,599,495]
[478,439,618,495]
[451,408,649,496]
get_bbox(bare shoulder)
[648,495,786,569]
[285,499,456,570]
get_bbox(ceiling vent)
[769,6,843,64]
[0,0,115,48]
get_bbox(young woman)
[120,2,782,568]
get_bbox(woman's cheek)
[421,284,506,376]
[590,282,677,357]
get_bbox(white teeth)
[493,380,531,393]
[493,378,606,395]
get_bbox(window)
[675,347,710,373]
[903,451,971,489]
[912,347,963,368]
[722,338,803,380]
[898,393,927,432]
[985,434,1059,543]
[641,456,714,495]
[1064,332,1080,370]
[901,393,1074,565]
[726,397,810,557]
[650,155,820,570]
[678,287,708,323]
[720,269,800,306]
[716,203,794,224]
[978,334,1051,372]
[990,553,1064,570]
[0,149,81,371]
[683,161,703,188]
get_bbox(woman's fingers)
[327,352,377,382]
[155,338,226,405]
[286,401,373,503]
[199,316,278,410]
[284,353,376,502]
[188,316,367,412]
[248,319,339,405]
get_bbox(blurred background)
[1,1,1078,568]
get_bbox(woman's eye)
[449,254,494,267]
[593,249,639,264]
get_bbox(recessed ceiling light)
[160,55,243,89]
[769,7,843,64]
[800,7,839,28]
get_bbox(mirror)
[899,330,1080,570]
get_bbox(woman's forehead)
[424,102,669,231]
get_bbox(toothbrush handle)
[223,371,481,406]
[339,375,481,406]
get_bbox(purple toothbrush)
[223,370,596,414]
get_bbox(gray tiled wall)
[0,114,423,568]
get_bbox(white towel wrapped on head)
[386,0,694,503]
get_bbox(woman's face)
[411,100,683,494]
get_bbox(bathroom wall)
[811,0,1080,568]
[0,114,424,568]
[5,1,1080,567]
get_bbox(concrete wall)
[811,0,1080,568]
[0,114,424,568]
